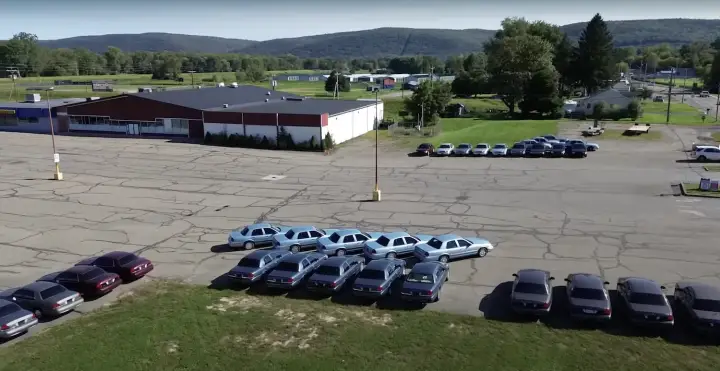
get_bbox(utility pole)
[666,68,674,123]
[372,89,381,202]
[187,70,196,86]
[681,68,687,103]
[334,72,339,100]
[420,102,425,128]
[430,66,434,89]
[716,83,720,122]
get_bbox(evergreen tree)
[708,52,720,93]
[324,71,351,97]
[553,34,574,96]
[572,13,615,94]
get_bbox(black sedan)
[415,143,435,156]
[307,256,364,293]
[352,259,405,298]
[526,143,547,157]
[566,143,588,158]
[511,269,554,315]
[76,251,153,281]
[226,249,292,285]
[549,143,566,157]
[565,273,612,322]
[400,262,449,303]
[674,281,720,334]
[38,266,121,298]
[508,143,528,157]
[616,277,673,328]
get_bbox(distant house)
[380,77,395,89]
[272,74,327,82]
[357,76,373,82]
[574,87,635,115]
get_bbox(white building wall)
[326,103,383,145]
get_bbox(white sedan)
[435,143,454,156]
[692,147,720,161]
[472,143,490,156]
[490,144,508,156]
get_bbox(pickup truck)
[582,126,605,137]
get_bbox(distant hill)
[38,33,257,53]
[36,19,720,58]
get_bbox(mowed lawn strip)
[1,282,719,371]
[684,183,720,198]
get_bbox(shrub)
[627,99,642,120]
[309,136,317,149]
[592,101,607,120]
[323,132,335,150]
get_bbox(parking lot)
[1,124,719,337]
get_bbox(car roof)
[244,250,278,259]
[287,226,317,232]
[411,262,441,274]
[433,234,461,242]
[281,254,309,263]
[104,251,135,259]
[516,269,550,283]
[380,231,409,239]
[365,259,394,270]
[458,143,471,146]
[246,223,273,229]
[683,282,720,299]
[570,273,604,288]
[321,257,350,267]
[67,265,98,274]
[21,281,59,291]
[328,229,361,235]
[624,277,662,294]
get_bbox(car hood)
[267,270,299,279]
[402,281,433,291]
[569,297,609,309]
[628,303,672,316]
[437,148,452,152]
[228,231,248,240]
[467,237,492,247]
[353,278,385,287]
[228,266,260,275]
[455,147,471,152]
[512,292,550,303]
[695,310,720,321]
[309,273,340,283]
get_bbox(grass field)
[683,183,720,198]
[712,132,720,142]
[651,77,703,88]
[1,282,718,371]
[703,165,720,172]
[630,101,712,126]
[596,129,663,141]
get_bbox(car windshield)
[629,293,666,306]
[406,273,434,284]
[570,288,605,300]
[476,144,488,148]
[237,258,260,268]
[118,254,138,266]
[418,144,429,149]
[439,145,451,149]
[275,262,299,272]
[375,236,390,247]
[358,269,386,280]
[284,230,295,239]
[513,144,525,149]
[236,227,249,236]
[515,282,548,295]
[39,285,67,299]
[493,144,505,149]
[315,266,340,276]
[426,238,443,249]
[693,299,720,312]
[0,304,20,317]
[80,268,105,281]
[328,233,341,243]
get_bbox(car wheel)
[698,156,707,162]
[243,241,254,250]
[336,249,346,257]
[290,245,300,253]
[439,255,449,263]
[386,252,397,259]
[433,294,440,303]
[477,247,488,258]
[33,309,43,320]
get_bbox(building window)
[309,76,319,81]
[288,76,299,81]
[170,119,188,129]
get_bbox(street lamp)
[372,89,381,201]
[29,86,62,180]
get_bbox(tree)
[572,13,615,94]
[707,52,720,92]
[486,34,555,113]
[324,71,350,96]
[627,99,642,120]
[451,71,487,97]
[518,67,561,116]
[104,46,126,74]
[553,34,574,95]
[645,52,660,71]
[712,37,720,51]
[0,32,41,75]
[404,81,452,125]
[615,61,629,75]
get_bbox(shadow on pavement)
[210,244,235,253]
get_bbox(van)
[653,96,664,102]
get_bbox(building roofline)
[328,101,381,117]
[60,94,127,108]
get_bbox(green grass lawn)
[622,101,713,126]
[596,129,663,141]
[1,282,718,371]
[712,132,720,142]
[683,183,720,198]
[651,77,703,88]
[703,165,720,172]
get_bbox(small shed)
[381,77,395,89]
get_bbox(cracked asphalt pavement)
[1,126,719,329]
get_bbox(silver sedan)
[413,234,494,263]
[316,229,383,256]
[363,232,433,260]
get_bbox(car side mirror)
[549,277,555,281]
[512,273,518,277]
[660,285,667,290]
[603,281,610,285]
[563,278,570,282]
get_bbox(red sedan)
[76,251,154,282]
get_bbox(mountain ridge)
[34,19,720,58]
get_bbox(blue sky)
[2,0,719,41]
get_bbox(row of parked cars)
[221,223,497,303]
[511,269,720,333]
[0,251,153,340]
[416,135,600,158]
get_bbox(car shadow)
[245,283,288,297]
[406,152,428,158]
[206,274,249,292]
[675,159,700,163]
[375,279,425,311]
[478,281,537,323]
[211,244,235,253]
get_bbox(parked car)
[415,143,435,156]
[227,223,288,250]
[542,135,558,141]
[586,142,599,151]
[76,251,153,281]
[522,139,538,146]
[364,232,433,260]
[508,143,528,157]
[526,143,548,157]
[317,229,383,256]
[653,95,664,102]
[265,252,328,289]
[273,226,335,253]
[692,146,720,162]
[567,142,588,158]
[0,299,38,339]
[307,256,365,293]
[533,137,553,149]
[435,143,454,156]
[674,281,720,334]
[352,259,406,298]
[490,144,508,156]
[37,266,121,298]
[700,91,710,98]
[452,143,473,156]
[225,249,292,284]
[413,234,494,263]
[400,262,450,303]
[549,143,566,157]
[511,269,554,315]
[0,282,83,320]
[616,277,674,328]
[472,143,490,156]
[564,273,612,322]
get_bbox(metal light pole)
[716,83,720,122]
[665,68,674,124]
[372,89,381,201]
[32,87,63,180]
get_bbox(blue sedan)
[316,229,383,256]
[225,250,292,284]
[413,234,494,263]
[400,262,450,303]
[265,252,328,289]
[273,226,337,253]
[227,223,288,250]
[307,256,365,293]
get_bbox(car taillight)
[0,324,9,330]
[667,314,674,321]
[377,286,383,291]
[541,302,550,309]
[330,282,337,288]
[247,273,254,279]
[31,314,36,319]
[287,278,294,283]
[53,303,61,309]
[601,308,611,315]
[96,281,106,289]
